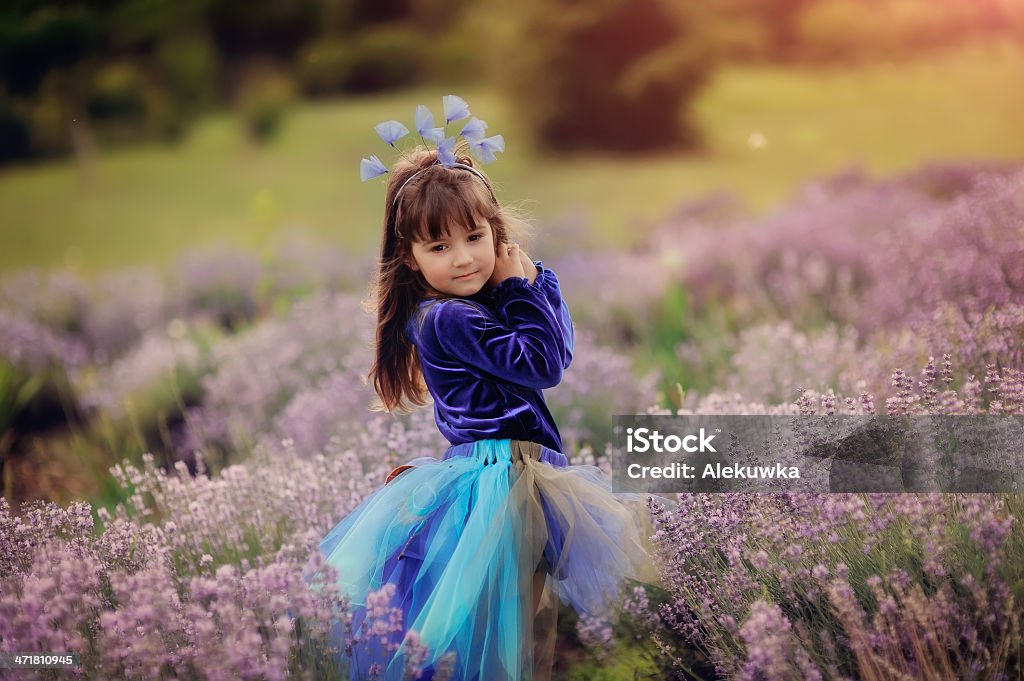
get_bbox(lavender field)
[2,161,1023,679]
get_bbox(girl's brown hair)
[366,147,528,413]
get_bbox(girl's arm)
[482,244,573,374]
[496,248,574,373]
[529,260,573,371]
[428,283,568,389]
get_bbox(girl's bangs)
[405,172,496,243]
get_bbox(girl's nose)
[452,246,473,266]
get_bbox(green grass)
[2,39,1023,276]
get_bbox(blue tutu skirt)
[311,438,664,681]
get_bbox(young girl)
[315,110,664,681]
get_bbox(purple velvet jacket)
[405,261,574,452]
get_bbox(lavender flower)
[172,245,264,329]
[576,614,614,663]
[0,309,88,371]
[185,290,373,463]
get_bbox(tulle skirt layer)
[312,438,664,681]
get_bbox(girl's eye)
[430,244,447,252]
[468,234,482,242]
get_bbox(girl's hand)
[518,248,538,285]
[488,242,527,288]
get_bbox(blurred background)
[2,0,1024,523]
[2,0,1024,273]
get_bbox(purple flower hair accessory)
[358,94,505,184]
[360,155,388,182]
[375,120,409,147]
[469,135,505,165]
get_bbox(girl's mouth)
[454,271,477,280]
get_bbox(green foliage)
[21,76,76,156]
[345,25,425,93]
[562,646,664,680]
[3,42,1024,273]
[87,34,219,145]
[0,1,217,163]
[294,38,353,96]
[63,323,222,506]
[235,65,297,143]
[642,285,738,405]
[293,25,433,96]
[422,26,480,85]
[205,0,320,59]
[88,61,146,122]
[155,31,219,114]
[295,16,477,97]
[0,362,78,449]
[0,95,31,162]
[87,60,165,145]
[0,359,83,502]
[5,0,1024,165]
[0,6,100,95]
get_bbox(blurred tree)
[293,0,476,97]
[294,38,354,96]
[0,0,216,172]
[0,4,101,181]
[344,24,425,92]
[0,92,32,162]
[350,0,410,25]
[235,61,295,143]
[406,0,474,33]
[153,29,220,135]
[207,0,319,61]
[496,0,731,153]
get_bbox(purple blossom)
[442,95,470,123]
[414,105,444,144]
[468,134,504,164]
[82,266,171,362]
[361,155,388,181]
[545,330,659,451]
[576,614,614,662]
[0,492,353,680]
[375,120,409,146]
[459,116,487,142]
[437,136,457,167]
[185,290,373,463]
[72,332,204,417]
[0,309,88,371]
[172,245,264,328]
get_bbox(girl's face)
[408,218,496,298]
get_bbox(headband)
[391,162,496,209]
[388,163,498,240]
[360,94,505,219]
